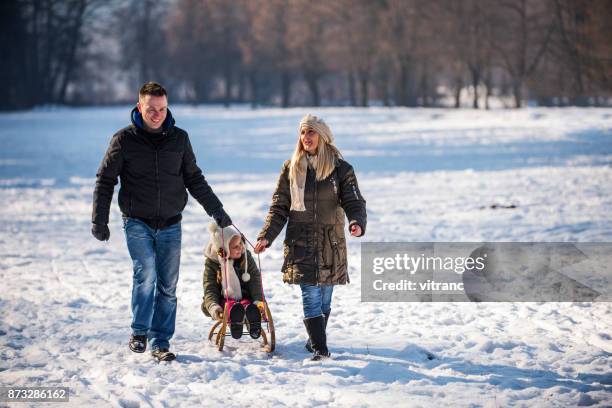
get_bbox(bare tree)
[114,0,170,91]
[166,0,220,103]
[380,0,432,107]
[238,0,294,107]
[492,0,555,107]
[463,1,493,109]
[4,0,611,110]
[286,1,333,106]
[1,0,97,109]
[546,0,612,105]
[211,0,243,106]
[325,0,385,106]
[1,1,29,109]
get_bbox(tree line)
[2,0,611,110]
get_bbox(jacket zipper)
[313,170,319,286]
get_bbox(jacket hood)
[130,106,175,133]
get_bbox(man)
[92,82,232,362]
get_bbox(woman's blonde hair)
[289,114,342,183]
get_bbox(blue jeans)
[123,218,181,350]
[300,284,334,318]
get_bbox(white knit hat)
[204,223,250,300]
[299,114,334,144]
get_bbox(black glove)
[212,207,232,228]
[92,223,110,241]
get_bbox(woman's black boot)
[305,312,329,352]
[303,315,330,360]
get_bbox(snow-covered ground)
[1,106,611,407]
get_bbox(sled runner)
[207,225,275,353]
[207,299,275,352]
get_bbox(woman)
[254,114,367,360]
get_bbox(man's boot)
[129,334,147,353]
[303,315,330,361]
[305,312,329,352]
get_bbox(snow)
[1,106,611,407]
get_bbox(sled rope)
[230,223,266,305]
[221,227,230,302]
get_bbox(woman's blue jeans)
[123,218,181,350]
[300,283,334,318]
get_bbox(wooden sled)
[208,301,275,353]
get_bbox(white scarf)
[290,155,316,211]
[204,242,243,300]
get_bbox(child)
[202,223,263,339]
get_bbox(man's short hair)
[139,82,167,98]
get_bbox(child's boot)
[245,303,262,339]
[229,303,245,339]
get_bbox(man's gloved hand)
[209,304,223,321]
[212,207,232,228]
[92,223,110,241]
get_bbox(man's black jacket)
[92,107,223,227]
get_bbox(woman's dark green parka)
[258,158,366,285]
